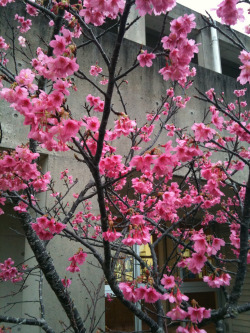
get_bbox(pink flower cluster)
[135,0,176,16]
[139,124,155,142]
[79,0,125,26]
[119,282,161,303]
[18,36,26,47]
[33,45,78,81]
[14,14,32,33]
[61,277,72,288]
[162,287,189,304]
[159,14,198,85]
[14,68,37,92]
[167,305,210,324]
[89,64,103,76]
[192,231,225,256]
[216,0,244,25]
[227,120,250,144]
[234,88,247,97]
[83,116,100,132]
[229,222,250,264]
[26,3,38,16]
[179,230,225,275]
[72,212,84,228]
[114,115,136,137]
[31,216,66,240]
[0,146,50,194]
[71,206,100,234]
[0,258,23,283]
[99,154,130,179]
[13,194,37,213]
[230,223,240,253]
[0,197,6,215]
[0,36,9,50]
[66,249,87,273]
[0,0,14,5]
[103,229,122,242]
[132,176,153,194]
[60,168,74,184]
[130,153,155,173]
[86,94,104,112]
[161,274,175,289]
[191,123,216,142]
[188,307,211,324]
[174,138,203,162]
[122,215,151,246]
[210,108,224,131]
[203,272,231,288]
[237,50,250,85]
[0,52,81,151]
[118,275,210,326]
[137,50,156,67]
[176,325,207,333]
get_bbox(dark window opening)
[221,58,240,79]
[146,27,162,49]
[101,18,118,34]
[220,40,241,79]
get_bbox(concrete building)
[0,2,249,333]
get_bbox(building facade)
[0,2,249,333]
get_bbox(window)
[220,40,241,79]
[105,242,153,332]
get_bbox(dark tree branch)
[17,211,86,333]
[0,315,55,333]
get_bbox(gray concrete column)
[125,6,146,45]
[197,28,222,73]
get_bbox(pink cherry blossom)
[216,0,244,25]
[61,278,72,288]
[89,64,103,76]
[167,306,187,320]
[32,216,66,240]
[144,287,161,303]
[137,50,156,67]
[0,36,9,50]
[203,272,231,288]
[185,253,207,274]
[26,3,38,16]
[67,249,87,273]
[86,94,104,112]
[114,115,136,137]
[18,36,26,47]
[50,36,67,56]
[170,14,196,37]
[102,229,122,242]
[85,116,100,132]
[187,306,211,323]
[237,50,250,85]
[0,258,23,283]
[119,282,138,303]
[14,14,32,33]
[135,0,176,16]
[191,123,216,142]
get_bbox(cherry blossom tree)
[0,1,250,333]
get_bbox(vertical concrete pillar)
[210,26,222,73]
[197,28,222,73]
[125,6,146,45]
